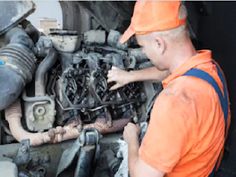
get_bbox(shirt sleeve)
[139,91,195,173]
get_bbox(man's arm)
[107,66,169,90]
[123,123,165,177]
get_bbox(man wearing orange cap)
[107,1,230,177]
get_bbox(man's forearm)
[124,123,165,177]
[129,67,169,83]
[128,138,140,177]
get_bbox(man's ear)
[155,36,166,55]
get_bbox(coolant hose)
[35,48,57,96]
[4,27,34,50]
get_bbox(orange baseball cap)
[120,0,186,44]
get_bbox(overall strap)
[183,65,229,177]
[183,66,228,127]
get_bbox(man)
[107,1,230,177]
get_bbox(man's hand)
[107,66,170,91]
[123,122,165,177]
[123,123,140,145]
[107,66,132,90]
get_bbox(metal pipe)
[35,48,57,96]
[46,117,131,143]
[22,91,52,102]
[5,100,130,146]
[5,100,52,146]
[4,27,34,50]
[20,19,40,44]
[74,145,95,177]
[5,100,80,146]
[84,118,131,134]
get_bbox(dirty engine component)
[0,27,36,110]
[55,30,146,130]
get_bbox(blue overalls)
[183,63,229,177]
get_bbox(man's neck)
[168,40,197,74]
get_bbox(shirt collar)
[162,50,213,88]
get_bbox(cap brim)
[119,25,135,44]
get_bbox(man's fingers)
[107,77,115,83]
[107,71,117,80]
[108,69,118,77]
[110,83,121,90]
[107,66,126,90]
[107,69,113,76]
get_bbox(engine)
[18,29,151,135]
[0,4,159,176]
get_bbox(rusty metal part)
[5,100,80,146]
[5,100,130,146]
[5,100,53,146]
[84,118,130,134]
[23,93,56,132]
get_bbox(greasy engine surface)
[0,21,159,177]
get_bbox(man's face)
[136,34,167,71]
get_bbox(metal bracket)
[56,128,101,177]
[14,139,31,166]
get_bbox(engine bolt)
[35,106,46,116]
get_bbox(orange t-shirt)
[139,50,230,177]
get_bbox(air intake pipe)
[0,27,36,110]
